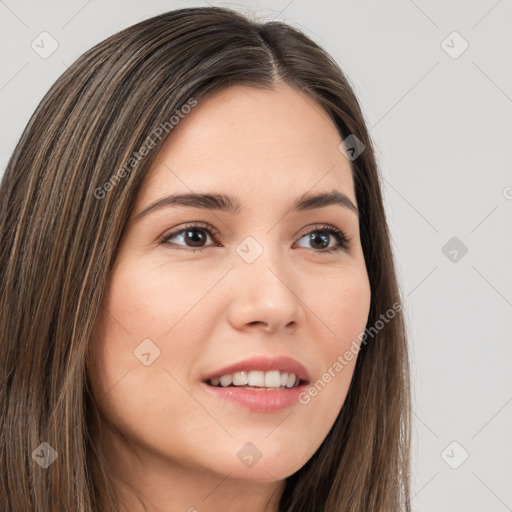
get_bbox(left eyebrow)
[293,189,359,217]
[135,188,359,220]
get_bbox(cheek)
[97,257,228,354]
[317,265,372,349]
[294,266,371,436]
[86,260,216,458]
[86,257,230,414]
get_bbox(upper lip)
[203,355,310,384]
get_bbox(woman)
[0,6,411,511]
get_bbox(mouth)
[205,370,304,390]
[201,356,310,413]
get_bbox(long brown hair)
[0,7,411,511]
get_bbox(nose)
[226,241,305,334]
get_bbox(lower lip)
[202,382,307,413]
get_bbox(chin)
[214,437,312,482]
[224,458,303,482]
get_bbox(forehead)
[136,83,355,211]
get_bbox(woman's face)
[87,83,371,485]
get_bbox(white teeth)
[209,370,300,389]
[232,371,248,386]
[219,374,233,387]
[264,370,281,388]
[247,370,265,387]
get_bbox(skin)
[87,82,372,512]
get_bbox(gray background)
[1,1,511,510]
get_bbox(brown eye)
[160,223,218,252]
[295,225,349,253]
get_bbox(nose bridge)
[236,233,291,293]
[227,232,303,331]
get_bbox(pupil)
[310,232,328,249]
[186,229,205,247]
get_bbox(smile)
[207,370,301,389]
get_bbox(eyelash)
[159,222,350,255]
